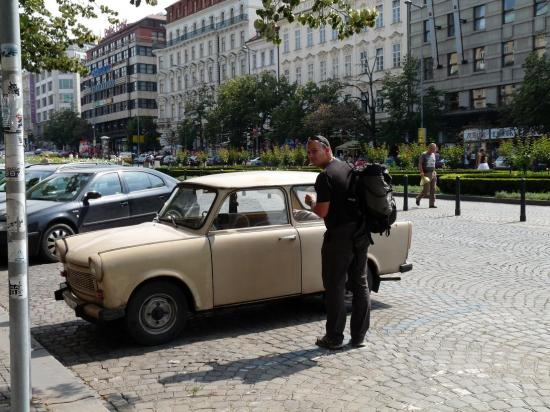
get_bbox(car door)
[209,187,301,306]
[290,185,325,294]
[121,171,169,225]
[79,172,130,232]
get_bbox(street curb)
[394,192,550,207]
[0,311,108,411]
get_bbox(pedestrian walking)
[476,148,490,170]
[416,143,438,208]
[305,135,371,350]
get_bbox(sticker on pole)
[9,275,27,299]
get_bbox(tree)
[127,117,160,151]
[502,53,550,134]
[379,57,444,144]
[184,84,216,150]
[42,109,92,149]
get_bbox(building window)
[376,94,384,112]
[283,33,289,53]
[472,88,487,109]
[261,51,265,67]
[184,50,188,63]
[208,67,213,82]
[320,60,327,81]
[240,31,245,46]
[423,20,431,42]
[220,39,225,53]
[376,5,384,28]
[474,47,485,71]
[59,79,73,89]
[295,29,301,50]
[376,48,384,71]
[503,41,515,66]
[392,43,401,68]
[474,5,486,30]
[208,41,213,56]
[499,84,517,105]
[240,58,246,75]
[503,0,515,23]
[332,57,339,78]
[192,46,196,59]
[230,34,235,49]
[252,54,257,69]
[392,0,401,23]
[170,54,174,66]
[200,43,204,58]
[320,26,326,43]
[48,95,53,105]
[178,76,182,90]
[270,49,275,65]
[307,27,313,47]
[445,92,459,110]
[47,81,52,91]
[170,77,174,92]
[447,52,458,76]
[295,66,302,84]
[360,51,368,73]
[534,33,547,57]
[344,55,352,77]
[231,62,236,78]
[447,13,455,37]
[535,0,548,15]
[221,64,227,81]
[308,63,314,81]
[423,57,433,80]
[332,28,338,41]
[177,52,181,65]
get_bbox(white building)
[33,45,89,139]
[247,0,408,120]
[155,0,262,141]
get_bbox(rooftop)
[185,171,319,189]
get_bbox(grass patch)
[495,191,550,201]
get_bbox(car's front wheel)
[125,280,189,345]
[41,223,75,262]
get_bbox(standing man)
[305,135,370,350]
[416,143,438,208]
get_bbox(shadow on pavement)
[31,295,391,368]
[158,347,338,386]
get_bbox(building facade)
[155,0,263,140]
[409,0,549,141]
[80,15,165,151]
[32,45,88,140]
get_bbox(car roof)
[52,166,178,181]
[185,171,319,189]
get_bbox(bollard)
[520,178,526,222]
[403,175,409,211]
[455,176,461,216]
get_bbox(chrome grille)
[67,269,96,294]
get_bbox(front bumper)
[54,283,125,322]
[399,263,413,273]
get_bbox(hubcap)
[47,228,71,255]
[139,294,177,335]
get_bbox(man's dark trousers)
[321,222,371,344]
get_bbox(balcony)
[165,14,248,49]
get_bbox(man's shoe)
[429,205,437,208]
[415,198,420,206]
[349,338,366,348]
[315,336,344,350]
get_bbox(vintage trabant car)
[55,171,413,345]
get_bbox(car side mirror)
[83,191,102,205]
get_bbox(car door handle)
[120,201,128,207]
[279,235,297,240]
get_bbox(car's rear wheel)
[125,280,189,346]
[41,223,75,262]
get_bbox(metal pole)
[455,176,461,216]
[403,175,409,211]
[520,178,526,222]
[420,46,424,130]
[137,109,140,154]
[0,1,32,410]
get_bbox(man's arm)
[418,155,424,175]
[304,194,330,218]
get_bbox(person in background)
[476,149,490,170]
[416,143,438,208]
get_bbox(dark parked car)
[0,166,178,261]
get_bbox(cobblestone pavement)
[0,199,549,411]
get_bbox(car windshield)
[159,185,217,229]
[27,172,93,201]
[0,170,54,192]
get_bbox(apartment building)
[409,0,549,140]
[155,0,263,139]
[80,15,165,150]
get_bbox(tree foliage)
[127,116,160,151]
[43,109,91,149]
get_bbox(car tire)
[40,223,75,262]
[125,280,189,346]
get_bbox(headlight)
[88,255,104,281]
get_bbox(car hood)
[63,221,199,266]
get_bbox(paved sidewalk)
[0,308,108,411]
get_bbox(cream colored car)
[55,171,413,345]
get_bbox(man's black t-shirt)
[314,158,359,230]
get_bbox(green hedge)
[437,174,550,195]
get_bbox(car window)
[27,173,93,201]
[213,188,289,230]
[147,173,165,188]
[0,170,53,192]
[159,185,217,229]
[291,185,322,222]
[122,171,152,192]
[86,173,122,196]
